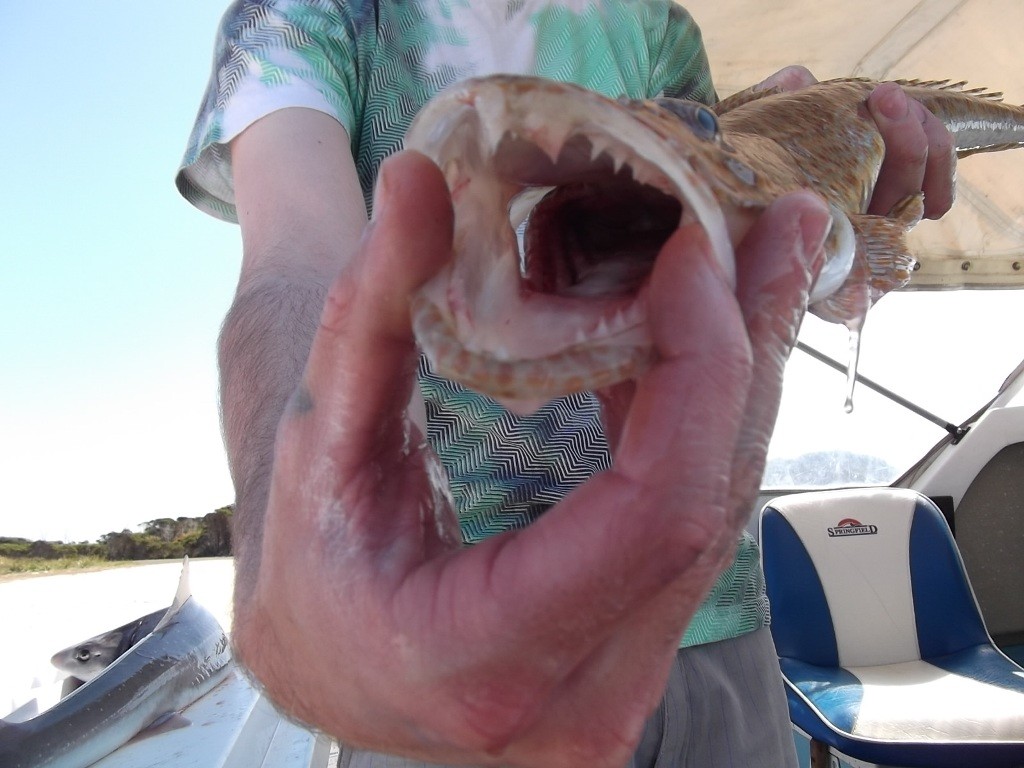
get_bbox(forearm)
[219,269,329,601]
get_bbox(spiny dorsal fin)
[714,84,784,115]
[891,78,1005,102]
[820,76,1006,102]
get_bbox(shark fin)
[153,558,191,632]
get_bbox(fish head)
[50,630,124,681]
[405,75,759,411]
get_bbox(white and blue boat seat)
[760,487,1024,768]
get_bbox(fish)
[404,75,1024,408]
[0,559,232,768]
[50,607,167,683]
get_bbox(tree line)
[0,506,233,561]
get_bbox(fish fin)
[61,676,85,698]
[3,697,41,723]
[958,141,1024,158]
[851,193,924,298]
[135,712,192,740]
[892,78,1005,102]
[886,193,925,226]
[154,558,192,632]
[813,195,923,324]
[714,84,783,115]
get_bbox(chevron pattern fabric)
[177,0,763,648]
[419,361,610,542]
[177,0,714,219]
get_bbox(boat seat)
[955,441,1024,653]
[760,487,1024,768]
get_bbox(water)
[843,313,866,413]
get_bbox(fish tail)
[898,81,1024,155]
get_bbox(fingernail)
[682,222,735,287]
[875,84,909,121]
[909,98,929,125]
[371,159,393,221]
[800,202,832,272]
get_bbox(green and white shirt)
[178,0,768,648]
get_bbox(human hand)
[864,80,955,218]
[232,150,828,767]
[756,65,956,219]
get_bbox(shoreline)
[0,557,231,584]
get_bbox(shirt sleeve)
[648,3,717,106]
[175,0,364,222]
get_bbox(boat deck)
[0,559,330,768]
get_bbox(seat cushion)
[782,645,1024,768]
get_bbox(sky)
[2,3,242,542]
[2,3,1022,543]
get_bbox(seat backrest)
[955,442,1024,646]
[761,488,990,669]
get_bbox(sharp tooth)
[610,148,628,174]
[589,136,611,161]
[479,115,509,154]
[530,120,574,164]
[539,139,562,163]
[635,160,666,189]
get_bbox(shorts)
[337,627,797,768]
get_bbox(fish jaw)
[405,75,734,405]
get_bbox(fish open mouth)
[405,75,732,403]
[515,154,684,299]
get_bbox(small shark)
[50,607,167,683]
[0,559,232,768]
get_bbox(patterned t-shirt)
[177,0,769,647]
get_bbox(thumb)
[299,150,454,448]
[321,150,455,343]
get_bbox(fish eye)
[75,649,92,662]
[695,106,719,136]
[652,98,719,141]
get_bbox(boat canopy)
[686,0,1024,289]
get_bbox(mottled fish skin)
[49,607,167,682]
[404,75,1024,406]
[710,77,1024,323]
[0,562,231,768]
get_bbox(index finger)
[867,83,956,219]
[754,65,818,92]
[917,103,957,218]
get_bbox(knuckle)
[776,65,816,89]
[319,274,360,334]
[760,65,816,92]
[930,124,956,156]
[884,128,929,166]
[446,678,544,753]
